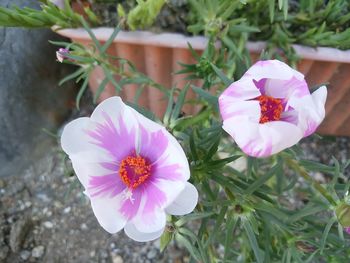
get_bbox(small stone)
[100,249,108,259]
[20,250,31,260]
[43,221,54,229]
[32,245,45,258]
[9,218,33,252]
[80,223,88,230]
[0,246,9,260]
[90,250,96,258]
[111,254,124,263]
[146,248,158,259]
[63,207,71,214]
[54,201,62,208]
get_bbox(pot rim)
[51,0,350,63]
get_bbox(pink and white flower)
[219,60,327,158]
[56,48,69,63]
[61,97,198,242]
[345,227,350,235]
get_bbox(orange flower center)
[257,95,283,124]
[119,155,151,189]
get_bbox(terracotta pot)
[55,27,350,136]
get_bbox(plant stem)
[286,158,336,206]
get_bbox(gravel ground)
[0,98,349,263]
[0,144,187,263]
[0,98,187,263]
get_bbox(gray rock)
[0,246,9,260]
[43,221,54,229]
[146,248,158,259]
[9,218,33,252]
[32,245,45,258]
[111,253,124,263]
[20,250,31,260]
[0,0,76,178]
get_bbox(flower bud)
[335,203,350,227]
[344,227,350,235]
[56,48,69,63]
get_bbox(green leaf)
[243,220,263,263]
[160,230,173,252]
[186,42,201,61]
[170,110,210,131]
[244,161,282,195]
[204,206,227,247]
[210,63,232,86]
[268,0,275,23]
[93,77,109,103]
[101,64,121,91]
[223,214,238,261]
[76,74,90,110]
[171,83,190,121]
[287,204,326,223]
[81,18,103,53]
[175,233,201,262]
[101,26,120,53]
[191,85,218,109]
[320,217,337,254]
[175,212,214,227]
[163,87,175,126]
[283,0,288,20]
[179,228,209,263]
[58,67,85,86]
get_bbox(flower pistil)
[119,155,151,189]
[256,95,283,123]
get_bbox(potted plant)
[2,0,350,135]
[2,1,350,262]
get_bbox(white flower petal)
[223,116,303,157]
[220,77,261,102]
[262,121,304,155]
[245,60,304,81]
[124,222,164,242]
[90,195,127,234]
[61,117,91,155]
[69,151,115,188]
[219,96,260,122]
[132,209,166,233]
[134,110,190,181]
[288,86,327,137]
[90,96,139,134]
[157,179,186,209]
[165,182,198,215]
[263,77,309,99]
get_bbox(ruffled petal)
[135,111,190,182]
[165,182,198,216]
[90,195,127,234]
[263,77,310,99]
[220,77,261,102]
[219,97,260,122]
[132,209,166,233]
[87,97,138,160]
[124,222,164,242]
[61,117,92,155]
[68,151,116,188]
[244,60,304,82]
[288,86,327,137]
[223,116,303,157]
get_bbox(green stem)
[224,187,236,200]
[286,158,336,206]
